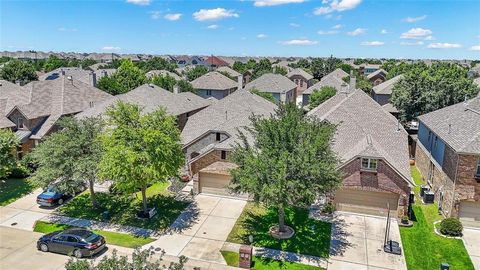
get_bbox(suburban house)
[308,89,413,217]
[367,69,388,86]
[172,55,205,67]
[359,64,381,76]
[286,68,314,96]
[191,71,239,100]
[77,83,210,131]
[371,75,403,116]
[205,56,230,69]
[181,90,277,196]
[302,68,350,106]
[0,77,112,156]
[145,70,183,81]
[245,73,297,103]
[415,96,480,227]
[40,67,116,87]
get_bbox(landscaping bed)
[226,203,331,258]
[0,178,36,206]
[34,221,155,248]
[221,251,324,270]
[57,182,189,231]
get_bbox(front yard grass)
[0,178,36,206]
[226,203,331,258]
[399,166,474,270]
[221,251,324,270]
[57,182,188,231]
[34,221,155,248]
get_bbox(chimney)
[237,74,243,91]
[349,70,356,92]
[89,72,97,87]
[173,85,179,94]
[101,70,108,77]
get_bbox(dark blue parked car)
[36,186,72,206]
[37,229,106,258]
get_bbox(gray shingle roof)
[146,70,182,81]
[245,73,297,94]
[308,90,412,183]
[287,68,313,80]
[181,90,277,150]
[382,103,399,113]
[40,67,93,86]
[474,77,480,87]
[372,75,403,95]
[0,80,30,121]
[191,72,237,91]
[77,84,210,119]
[367,69,387,80]
[304,69,349,95]
[418,96,480,154]
[216,66,241,78]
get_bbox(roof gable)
[191,72,237,90]
[245,73,297,94]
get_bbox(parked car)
[36,186,72,206]
[37,229,106,258]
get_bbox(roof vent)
[149,83,154,88]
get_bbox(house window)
[206,90,212,96]
[476,159,480,178]
[17,117,25,129]
[300,80,303,87]
[221,151,227,160]
[361,158,378,171]
[216,133,221,141]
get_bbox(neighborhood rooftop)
[287,68,313,80]
[373,75,404,95]
[245,73,297,94]
[191,71,237,90]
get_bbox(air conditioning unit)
[423,191,435,204]
[420,185,429,197]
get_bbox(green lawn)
[57,182,188,231]
[0,178,36,206]
[221,251,324,270]
[226,203,331,258]
[399,166,474,270]
[34,221,155,248]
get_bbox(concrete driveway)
[463,228,480,270]
[327,212,407,270]
[145,194,246,264]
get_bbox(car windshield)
[82,231,100,242]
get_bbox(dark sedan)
[37,229,106,258]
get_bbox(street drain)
[11,222,17,226]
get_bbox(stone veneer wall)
[189,150,229,175]
[452,154,480,216]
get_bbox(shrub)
[322,202,335,214]
[9,164,30,178]
[440,218,463,236]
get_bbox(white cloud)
[254,0,306,7]
[193,8,239,21]
[470,45,480,51]
[332,24,343,29]
[427,43,461,49]
[347,28,366,36]
[257,34,267,39]
[425,35,434,40]
[290,23,300,27]
[126,0,150,6]
[403,15,427,23]
[400,28,432,39]
[318,30,339,35]
[58,27,77,32]
[280,39,318,45]
[164,13,182,21]
[400,41,424,46]
[314,0,362,15]
[380,29,388,34]
[207,24,219,29]
[102,46,121,51]
[360,41,384,46]
[149,11,161,20]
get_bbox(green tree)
[186,66,208,81]
[176,80,196,93]
[98,102,184,215]
[308,86,336,109]
[0,129,18,179]
[151,74,177,91]
[97,59,146,95]
[28,117,104,207]
[356,75,373,94]
[230,103,341,233]
[0,59,38,84]
[138,57,177,72]
[251,89,277,103]
[253,58,272,79]
[391,62,480,121]
[337,63,353,74]
[43,55,68,72]
[233,61,247,73]
[273,66,287,76]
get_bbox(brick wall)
[452,154,480,216]
[189,150,229,175]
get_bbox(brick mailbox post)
[239,245,253,269]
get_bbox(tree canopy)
[391,62,480,121]
[0,129,18,179]
[0,59,38,84]
[230,103,341,232]
[98,102,184,215]
[137,57,177,72]
[176,80,196,93]
[251,89,277,104]
[151,74,177,92]
[97,59,146,95]
[186,66,208,81]
[308,86,336,109]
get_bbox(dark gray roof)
[40,67,93,85]
[191,72,237,91]
[287,68,313,80]
[418,96,480,154]
[372,75,403,95]
[367,69,387,80]
[245,73,297,94]
[308,90,412,183]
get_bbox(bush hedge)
[440,218,463,237]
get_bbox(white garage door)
[199,172,234,196]
[335,189,400,217]
[459,201,480,228]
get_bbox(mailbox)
[239,245,253,269]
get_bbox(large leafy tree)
[186,66,208,81]
[391,62,480,121]
[0,59,38,84]
[251,88,277,104]
[97,59,146,95]
[230,103,341,233]
[28,117,104,207]
[43,55,69,72]
[308,86,336,109]
[137,57,177,72]
[151,74,177,92]
[176,80,196,93]
[0,129,18,179]
[98,102,184,215]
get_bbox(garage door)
[199,172,243,198]
[459,201,480,228]
[335,189,400,217]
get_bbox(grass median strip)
[34,221,155,249]
[221,251,324,270]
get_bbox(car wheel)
[39,243,48,252]
[73,249,82,258]
[58,199,64,205]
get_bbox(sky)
[1,0,480,59]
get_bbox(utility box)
[239,245,253,269]
[440,262,449,270]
